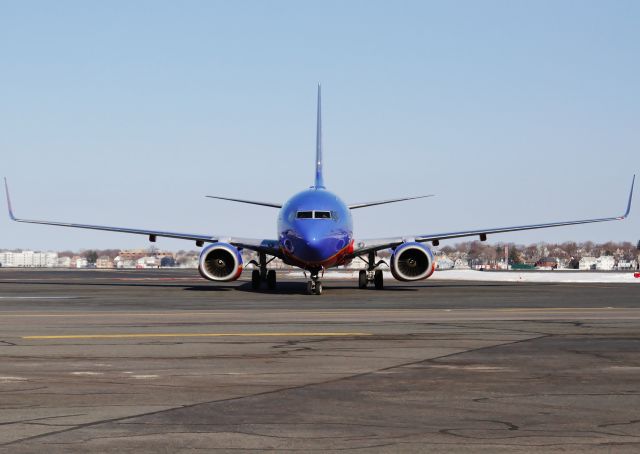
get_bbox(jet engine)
[390,242,435,281]
[198,243,243,282]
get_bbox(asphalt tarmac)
[1,268,639,453]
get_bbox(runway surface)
[1,268,640,453]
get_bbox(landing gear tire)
[374,270,384,290]
[306,279,323,295]
[251,270,261,290]
[358,270,368,289]
[267,270,276,290]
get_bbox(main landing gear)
[358,269,384,290]
[250,269,277,290]
[250,252,276,291]
[358,251,385,290]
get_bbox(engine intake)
[198,243,243,282]
[390,242,435,281]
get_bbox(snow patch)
[282,270,640,283]
[431,270,640,283]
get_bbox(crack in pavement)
[0,413,86,427]
[0,331,545,448]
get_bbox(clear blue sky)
[1,1,638,251]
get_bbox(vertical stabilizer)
[314,84,325,189]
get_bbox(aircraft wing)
[349,175,635,257]
[4,179,282,257]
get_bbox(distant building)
[96,256,114,269]
[617,260,638,270]
[136,256,159,268]
[453,258,470,269]
[70,256,88,268]
[0,250,58,267]
[57,256,72,268]
[114,256,137,268]
[595,256,615,271]
[0,251,15,267]
[535,257,558,269]
[579,257,597,270]
[160,256,176,267]
[118,249,150,262]
[435,255,454,270]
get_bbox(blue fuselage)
[277,188,353,271]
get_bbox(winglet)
[314,84,325,189]
[4,177,16,221]
[621,174,635,219]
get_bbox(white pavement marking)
[0,296,79,299]
[0,376,27,381]
[23,332,372,340]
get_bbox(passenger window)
[296,211,313,219]
[314,211,331,219]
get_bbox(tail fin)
[314,84,325,189]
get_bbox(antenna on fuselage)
[314,84,325,189]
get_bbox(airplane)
[3,86,636,295]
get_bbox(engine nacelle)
[390,242,435,281]
[198,243,243,282]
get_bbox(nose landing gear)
[306,270,323,295]
[306,279,323,295]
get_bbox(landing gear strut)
[358,251,385,290]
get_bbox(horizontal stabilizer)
[205,195,282,208]
[348,195,434,210]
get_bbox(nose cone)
[301,236,333,262]
[287,222,346,263]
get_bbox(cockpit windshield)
[296,210,332,219]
